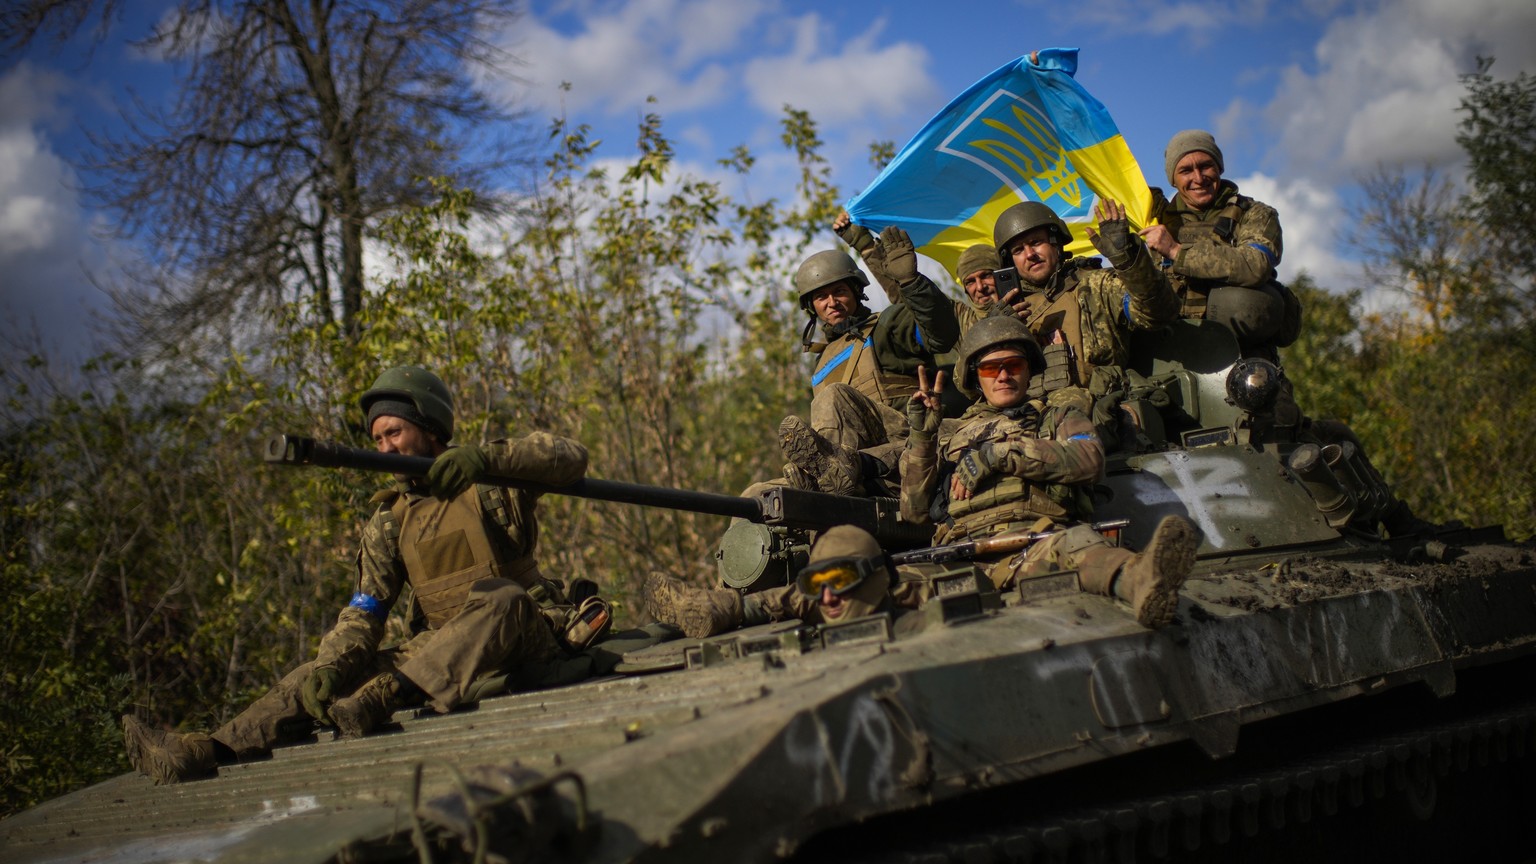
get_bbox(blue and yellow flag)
[845,48,1152,278]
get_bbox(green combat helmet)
[952,316,1046,399]
[993,201,1073,257]
[360,366,455,444]
[793,249,868,311]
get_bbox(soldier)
[900,317,1196,628]
[1139,129,1295,360]
[121,366,594,784]
[953,243,1003,333]
[1145,132,1430,535]
[991,198,1179,435]
[772,223,961,496]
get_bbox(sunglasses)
[796,556,879,597]
[974,356,1030,379]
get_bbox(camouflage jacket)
[1160,180,1282,292]
[899,393,1104,537]
[995,252,1179,395]
[313,432,588,681]
[810,272,961,387]
[954,297,988,336]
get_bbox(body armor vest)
[809,316,918,408]
[1015,271,1090,390]
[940,403,1081,542]
[389,485,537,629]
[1161,195,1252,318]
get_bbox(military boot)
[328,672,421,739]
[778,416,862,496]
[1114,516,1198,629]
[121,715,218,785]
[643,572,743,639]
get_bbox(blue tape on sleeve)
[1121,294,1131,323]
[1247,243,1278,267]
[349,592,385,620]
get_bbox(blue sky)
[5,0,1536,360]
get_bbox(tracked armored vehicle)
[4,320,1534,864]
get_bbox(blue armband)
[1246,243,1278,267]
[349,592,385,620]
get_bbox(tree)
[1458,59,1536,292]
[8,0,526,346]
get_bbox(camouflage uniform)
[1158,180,1282,295]
[1001,255,1180,417]
[898,392,1159,599]
[805,271,960,455]
[212,433,587,759]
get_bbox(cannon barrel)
[264,434,763,521]
[263,435,932,548]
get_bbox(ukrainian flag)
[845,48,1152,277]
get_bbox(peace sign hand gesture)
[906,365,947,441]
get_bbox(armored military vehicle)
[4,320,1534,864]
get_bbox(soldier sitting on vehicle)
[901,316,1197,628]
[122,366,603,784]
[989,198,1180,448]
[762,217,960,498]
[643,525,930,640]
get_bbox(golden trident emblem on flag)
[937,91,1087,211]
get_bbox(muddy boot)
[778,415,861,495]
[329,672,422,739]
[643,572,743,639]
[122,715,218,785]
[1114,516,1198,629]
[782,462,818,491]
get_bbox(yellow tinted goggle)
[796,557,877,597]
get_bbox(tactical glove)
[301,665,341,722]
[879,225,919,285]
[1089,215,1138,270]
[427,444,489,499]
[954,443,1001,494]
[835,220,877,256]
[906,396,942,442]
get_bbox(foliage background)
[3,67,1534,817]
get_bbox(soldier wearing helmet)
[123,366,596,784]
[769,217,960,498]
[899,318,1197,629]
[643,525,940,639]
[1140,130,1295,361]
[990,198,1179,431]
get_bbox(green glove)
[1089,215,1137,269]
[300,665,341,722]
[835,220,877,256]
[954,443,1000,494]
[427,444,489,499]
[879,225,919,285]
[905,397,942,442]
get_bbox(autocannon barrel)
[264,434,762,521]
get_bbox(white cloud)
[1258,0,1536,184]
[1233,172,1352,290]
[487,0,770,117]
[0,62,114,361]
[741,14,938,125]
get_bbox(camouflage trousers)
[213,578,563,758]
[811,382,909,474]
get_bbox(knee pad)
[1206,285,1283,344]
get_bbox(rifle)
[263,435,935,550]
[890,518,1130,565]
